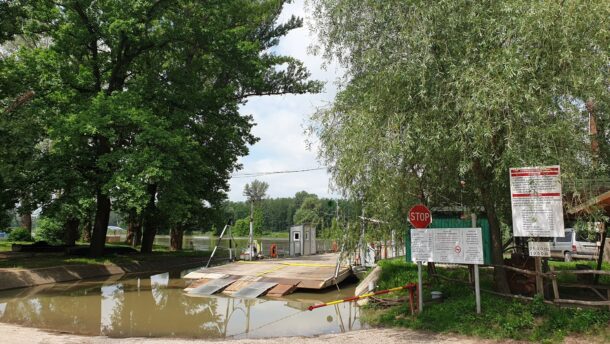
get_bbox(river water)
[0,270,366,339]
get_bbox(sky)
[227,0,342,202]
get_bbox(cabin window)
[294,232,300,240]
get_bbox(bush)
[35,217,64,245]
[8,227,33,242]
[232,218,250,236]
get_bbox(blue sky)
[227,1,341,202]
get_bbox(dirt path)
[0,322,526,344]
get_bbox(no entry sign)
[408,204,431,228]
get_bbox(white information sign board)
[510,166,564,237]
[528,241,551,257]
[410,229,432,262]
[410,228,484,264]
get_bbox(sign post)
[528,241,551,296]
[410,224,485,314]
[408,204,432,314]
[417,261,423,313]
[471,213,481,314]
[510,165,564,297]
[510,166,564,238]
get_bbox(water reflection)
[0,272,365,339]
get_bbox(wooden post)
[535,256,544,296]
[550,266,559,301]
[595,225,607,284]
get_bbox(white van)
[550,228,600,262]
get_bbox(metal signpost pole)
[417,260,423,313]
[474,264,481,314]
[471,213,481,314]
[408,204,432,315]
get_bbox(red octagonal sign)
[408,204,432,229]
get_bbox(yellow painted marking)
[281,263,336,267]
[255,264,287,276]
[236,261,336,268]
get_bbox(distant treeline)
[218,191,362,234]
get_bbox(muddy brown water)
[0,270,366,339]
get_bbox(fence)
[151,235,339,257]
[431,263,610,308]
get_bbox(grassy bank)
[0,242,214,269]
[364,259,610,343]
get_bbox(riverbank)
[0,322,528,344]
[0,253,208,291]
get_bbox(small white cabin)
[289,224,317,256]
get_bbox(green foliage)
[253,208,264,236]
[243,180,269,202]
[0,1,321,255]
[8,227,32,242]
[311,0,610,288]
[230,208,263,237]
[232,218,250,237]
[0,210,13,229]
[293,195,321,226]
[221,192,358,235]
[368,259,610,342]
[34,217,65,245]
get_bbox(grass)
[549,260,610,284]
[0,241,214,269]
[363,259,610,342]
[0,240,32,252]
[261,231,289,238]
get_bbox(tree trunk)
[126,222,134,246]
[472,159,511,293]
[170,224,184,251]
[20,212,32,233]
[127,219,142,247]
[133,220,142,246]
[126,210,142,246]
[140,184,158,253]
[82,220,92,242]
[89,190,111,257]
[140,216,157,253]
[64,218,80,246]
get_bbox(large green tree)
[293,195,321,227]
[311,0,609,291]
[1,0,320,255]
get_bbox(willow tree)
[311,0,609,291]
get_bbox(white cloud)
[227,0,341,201]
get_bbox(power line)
[231,167,326,179]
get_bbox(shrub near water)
[35,217,65,245]
[365,259,610,342]
[8,228,33,242]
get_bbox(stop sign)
[408,204,432,228]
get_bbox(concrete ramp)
[232,282,277,298]
[187,278,236,296]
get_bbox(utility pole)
[249,200,254,260]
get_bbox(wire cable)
[231,167,326,179]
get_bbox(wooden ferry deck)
[183,253,352,297]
